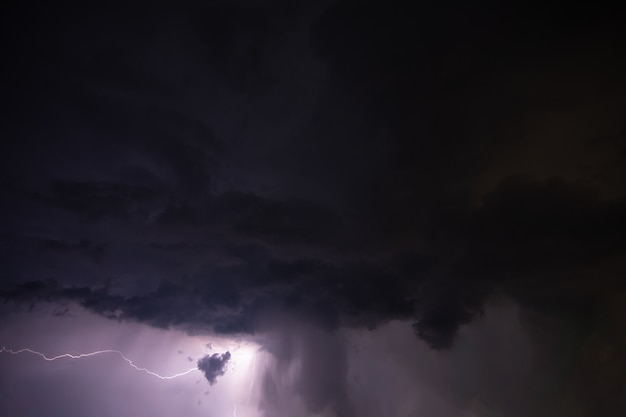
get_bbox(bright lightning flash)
[1,346,199,380]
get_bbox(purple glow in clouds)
[0,308,267,417]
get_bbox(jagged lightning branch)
[1,346,199,380]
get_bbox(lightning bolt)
[247,355,256,403]
[1,346,199,380]
[233,403,237,417]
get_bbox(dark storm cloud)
[197,351,231,385]
[4,177,625,348]
[2,0,626,415]
[1,0,625,346]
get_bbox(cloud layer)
[2,0,626,415]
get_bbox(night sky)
[1,1,626,416]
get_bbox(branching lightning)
[1,346,199,380]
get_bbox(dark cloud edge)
[3,176,626,351]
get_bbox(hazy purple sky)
[1,299,580,417]
[1,306,262,417]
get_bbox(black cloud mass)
[1,0,626,415]
[197,351,231,385]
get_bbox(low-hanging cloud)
[197,351,232,385]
